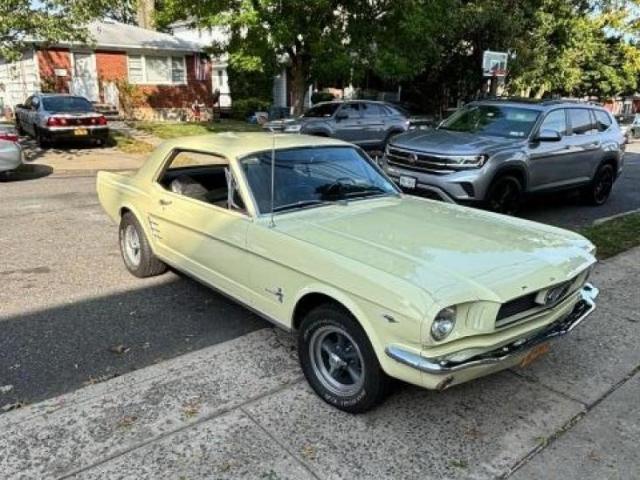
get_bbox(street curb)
[592,208,640,226]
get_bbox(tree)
[157,0,447,114]
[1,0,121,61]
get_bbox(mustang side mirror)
[335,111,348,121]
[536,129,562,142]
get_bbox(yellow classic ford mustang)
[97,132,599,412]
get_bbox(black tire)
[298,304,388,413]
[15,120,25,136]
[35,127,50,149]
[583,163,614,206]
[119,212,167,278]
[485,175,523,215]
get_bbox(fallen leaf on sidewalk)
[109,344,130,355]
[301,444,316,461]
[1,401,24,412]
[182,399,201,418]
[0,385,14,394]
[117,415,138,429]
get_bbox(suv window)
[568,109,595,135]
[540,109,567,136]
[361,103,384,117]
[593,110,612,132]
[340,103,361,119]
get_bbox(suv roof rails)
[476,96,603,107]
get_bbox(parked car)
[0,124,19,142]
[617,113,640,140]
[15,94,109,148]
[0,139,22,176]
[97,132,599,412]
[383,100,625,214]
[263,100,409,149]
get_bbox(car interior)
[158,151,246,212]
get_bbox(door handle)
[159,198,172,206]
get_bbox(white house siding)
[272,69,288,109]
[0,49,40,112]
[171,23,231,108]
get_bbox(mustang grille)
[495,277,579,328]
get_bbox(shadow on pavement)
[0,273,268,410]
[0,164,53,182]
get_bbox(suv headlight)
[450,154,488,168]
[430,306,457,341]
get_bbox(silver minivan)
[383,100,625,214]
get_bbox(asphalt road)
[1,152,639,410]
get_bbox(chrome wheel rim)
[309,325,365,396]
[123,224,141,267]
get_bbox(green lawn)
[580,212,640,259]
[132,120,261,139]
[109,132,155,155]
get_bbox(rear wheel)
[35,127,50,149]
[298,304,388,413]
[119,212,167,278]
[583,163,614,206]
[485,175,523,215]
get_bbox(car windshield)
[42,96,94,113]
[439,104,540,138]
[303,103,339,118]
[241,146,399,214]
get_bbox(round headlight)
[431,306,456,341]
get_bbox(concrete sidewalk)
[1,248,639,479]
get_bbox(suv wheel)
[298,304,388,413]
[584,163,614,206]
[485,175,523,215]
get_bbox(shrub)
[231,97,271,120]
[311,91,335,104]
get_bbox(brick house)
[0,19,215,120]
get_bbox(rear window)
[593,110,612,132]
[42,96,93,113]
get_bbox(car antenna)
[268,127,276,228]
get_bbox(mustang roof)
[157,132,349,159]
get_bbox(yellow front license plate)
[519,343,550,368]
[74,128,88,136]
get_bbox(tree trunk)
[137,0,155,30]
[290,55,308,116]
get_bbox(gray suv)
[383,100,625,214]
[264,100,409,149]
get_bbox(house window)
[127,54,187,85]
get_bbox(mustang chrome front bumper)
[386,283,599,375]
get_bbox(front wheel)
[485,175,523,215]
[298,304,388,413]
[583,163,614,206]
[119,212,167,278]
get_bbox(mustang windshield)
[241,146,399,213]
[439,105,540,138]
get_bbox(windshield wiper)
[341,187,394,199]
[272,199,329,213]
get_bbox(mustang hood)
[278,197,595,305]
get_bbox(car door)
[358,102,386,145]
[332,102,364,143]
[22,96,38,136]
[528,108,574,190]
[148,150,254,301]
[562,108,601,184]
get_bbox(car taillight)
[47,117,68,126]
[97,115,107,125]
[0,134,18,142]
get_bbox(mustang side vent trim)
[382,314,398,323]
[265,287,284,303]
